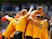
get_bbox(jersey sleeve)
[6,16,14,22]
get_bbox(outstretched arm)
[1,15,14,22]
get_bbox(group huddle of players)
[1,6,50,39]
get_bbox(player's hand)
[1,16,7,21]
[28,7,34,14]
[30,7,34,10]
[1,15,9,21]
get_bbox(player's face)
[38,8,43,13]
[22,11,27,16]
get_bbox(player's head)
[14,11,22,20]
[21,9,27,16]
[37,6,43,13]
[16,11,22,16]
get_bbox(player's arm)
[44,19,49,27]
[29,16,39,23]
[24,7,34,18]
[5,15,14,22]
[1,15,14,22]
[28,10,38,23]
[14,15,20,20]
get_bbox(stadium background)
[0,0,52,39]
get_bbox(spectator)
[49,5,52,11]
[15,5,20,12]
[44,4,48,13]
[1,3,6,16]
[44,4,48,18]
[1,3,6,12]
[6,3,12,11]
[49,16,52,39]
[21,4,26,9]
[12,4,15,11]
[1,20,8,29]
[34,4,38,10]
[49,16,52,27]
[29,3,34,8]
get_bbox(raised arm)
[24,7,34,18]
[1,15,14,22]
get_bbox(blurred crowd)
[0,2,52,18]
[0,2,52,11]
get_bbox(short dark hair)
[36,16,43,20]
